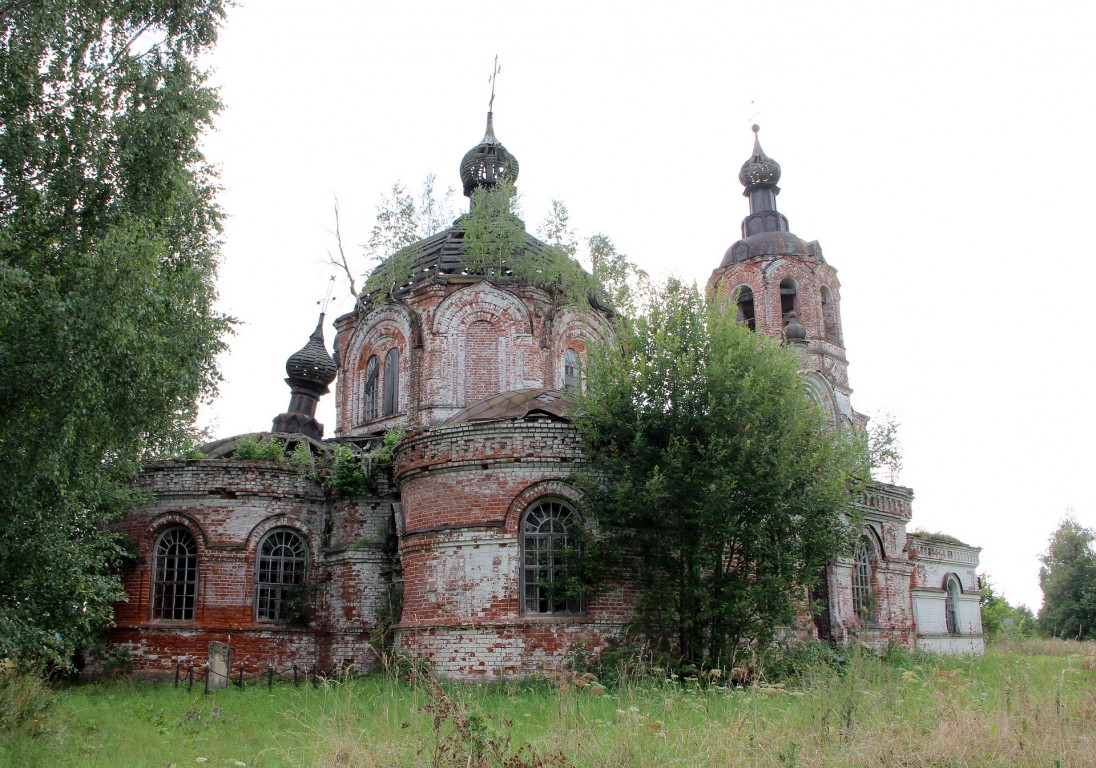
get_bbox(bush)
[376,429,405,461]
[757,639,850,684]
[0,663,54,736]
[288,441,316,476]
[232,435,285,462]
[328,445,367,495]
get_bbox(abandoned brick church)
[105,116,985,678]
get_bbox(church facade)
[103,117,984,679]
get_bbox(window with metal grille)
[945,575,961,635]
[564,348,581,393]
[852,538,872,621]
[383,348,399,416]
[152,527,198,621]
[255,530,308,623]
[521,499,583,615]
[364,355,379,420]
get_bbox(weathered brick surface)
[104,461,389,675]
[709,254,861,426]
[397,621,624,680]
[333,281,610,436]
[390,419,632,677]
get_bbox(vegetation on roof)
[908,530,972,547]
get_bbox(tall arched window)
[852,537,872,621]
[945,575,961,635]
[364,355,379,421]
[779,278,798,326]
[383,348,399,417]
[821,286,839,341]
[564,348,581,393]
[735,285,756,331]
[152,527,198,621]
[255,530,308,623]
[521,499,583,615]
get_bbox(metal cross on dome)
[317,274,336,314]
[488,55,500,112]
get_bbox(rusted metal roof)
[444,388,574,425]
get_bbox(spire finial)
[317,275,335,315]
[488,55,500,112]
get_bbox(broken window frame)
[383,347,399,417]
[364,355,379,421]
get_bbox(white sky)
[198,0,1096,612]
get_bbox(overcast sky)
[197,0,1095,612]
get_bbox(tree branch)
[326,195,358,297]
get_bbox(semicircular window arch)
[521,498,584,615]
[255,529,309,624]
[152,526,198,622]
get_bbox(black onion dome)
[286,314,337,386]
[460,112,520,197]
[739,124,781,188]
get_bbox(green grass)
[2,640,1094,767]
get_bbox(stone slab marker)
[208,641,230,688]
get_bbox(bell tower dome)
[709,127,861,427]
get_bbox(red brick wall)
[333,280,612,436]
[391,419,632,678]
[104,461,391,675]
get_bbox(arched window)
[521,499,583,615]
[735,285,756,331]
[383,348,399,417]
[255,530,308,623]
[821,286,840,342]
[779,278,798,326]
[564,348,581,393]
[152,527,198,621]
[364,355,379,421]
[945,575,961,635]
[852,537,872,621]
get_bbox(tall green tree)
[979,573,1034,640]
[0,0,231,667]
[1037,516,1096,640]
[570,279,865,667]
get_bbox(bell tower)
[709,126,862,427]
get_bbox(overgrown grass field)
[2,640,1094,767]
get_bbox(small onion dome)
[739,124,781,188]
[286,314,337,386]
[460,112,520,197]
[783,311,808,342]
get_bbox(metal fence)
[173,661,342,694]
